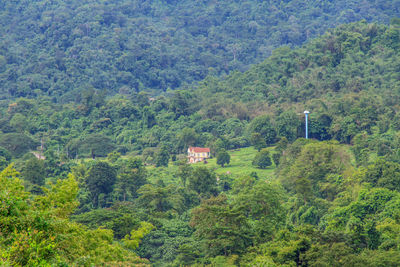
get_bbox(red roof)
[189,147,210,153]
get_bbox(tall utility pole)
[304,110,310,139]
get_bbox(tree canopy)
[0,0,397,100]
[0,5,399,265]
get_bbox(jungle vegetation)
[0,0,398,100]
[0,0,400,265]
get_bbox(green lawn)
[147,146,277,184]
[197,146,276,181]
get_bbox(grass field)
[197,146,276,180]
[147,146,277,184]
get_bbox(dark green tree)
[177,161,193,187]
[77,88,106,115]
[233,179,285,243]
[276,137,289,153]
[86,161,117,207]
[9,113,29,133]
[142,106,156,129]
[174,243,200,266]
[0,156,8,171]
[155,145,170,167]
[279,141,352,201]
[170,90,192,118]
[190,194,252,257]
[137,182,184,214]
[0,147,12,162]
[188,167,218,198]
[363,159,400,191]
[177,128,199,152]
[0,133,37,157]
[251,132,267,151]
[216,149,230,167]
[80,134,116,159]
[116,158,148,201]
[22,157,45,186]
[252,148,272,169]
[272,152,281,166]
[276,111,301,141]
[247,115,277,145]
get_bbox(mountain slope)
[0,0,398,101]
[197,20,400,104]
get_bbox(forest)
[0,0,398,101]
[1,0,400,266]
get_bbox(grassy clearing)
[197,146,276,181]
[74,146,277,184]
[147,146,277,184]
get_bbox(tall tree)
[22,157,45,186]
[233,179,285,243]
[86,161,117,207]
[177,161,193,187]
[155,145,170,167]
[190,194,252,257]
[247,115,277,146]
[188,167,218,198]
[116,158,147,201]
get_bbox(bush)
[272,153,281,166]
[217,149,231,167]
[252,149,272,169]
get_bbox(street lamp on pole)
[304,110,310,139]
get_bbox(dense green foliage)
[0,21,399,168]
[252,148,272,169]
[0,166,149,266]
[85,161,117,207]
[0,0,398,100]
[216,148,230,167]
[1,5,400,264]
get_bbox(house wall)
[187,149,210,163]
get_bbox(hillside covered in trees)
[0,20,399,164]
[1,20,400,266]
[0,0,398,101]
[1,0,400,265]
